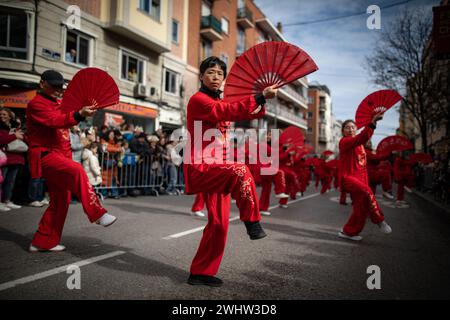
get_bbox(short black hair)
[199,56,227,78]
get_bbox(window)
[308,112,313,119]
[220,53,229,66]
[237,27,245,55]
[308,96,313,104]
[65,30,91,66]
[172,19,179,43]
[165,69,178,94]
[221,17,229,35]
[121,51,144,84]
[307,127,313,133]
[0,10,28,60]
[202,1,212,16]
[202,40,212,60]
[139,0,161,21]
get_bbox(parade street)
[1,188,449,300]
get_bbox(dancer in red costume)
[184,57,277,286]
[27,70,116,252]
[337,114,392,241]
[319,157,334,194]
[278,145,302,208]
[393,154,415,207]
[246,133,289,216]
[365,141,394,200]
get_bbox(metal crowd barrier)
[93,152,185,197]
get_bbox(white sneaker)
[96,213,117,227]
[338,231,363,241]
[378,221,392,234]
[5,201,21,209]
[382,191,394,200]
[404,186,412,193]
[279,204,288,209]
[296,192,303,197]
[231,199,236,204]
[29,244,66,252]
[191,211,205,217]
[40,198,50,205]
[275,193,289,199]
[29,201,44,207]
[260,211,271,216]
[395,200,409,208]
[0,204,11,212]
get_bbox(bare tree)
[365,9,434,153]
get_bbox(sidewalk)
[412,189,450,215]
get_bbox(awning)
[0,88,37,108]
[105,101,158,119]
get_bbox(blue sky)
[254,0,440,146]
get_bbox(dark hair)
[341,119,356,134]
[87,142,99,150]
[199,56,227,78]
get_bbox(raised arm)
[339,125,375,152]
[28,99,82,129]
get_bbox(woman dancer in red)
[393,153,415,207]
[184,57,277,286]
[365,141,394,199]
[338,114,392,241]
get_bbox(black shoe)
[244,221,267,240]
[188,274,223,287]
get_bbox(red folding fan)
[410,152,432,164]
[223,41,318,103]
[322,150,334,157]
[376,135,413,156]
[278,126,305,147]
[326,159,338,169]
[355,90,402,129]
[61,67,120,113]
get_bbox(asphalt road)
[1,186,450,300]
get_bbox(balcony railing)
[265,100,308,128]
[200,15,223,41]
[280,85,308,108]
[237,7,254,29]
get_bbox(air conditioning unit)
[134,84,147,98]
[149,86,159,99]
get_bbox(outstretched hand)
[263,85,278,99]
[372,112,384,125]
[80,100,98,118]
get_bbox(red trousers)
[396,174,415,201]
[340,191,348,204]
[280,166,301,199]
[187,164,261,276]
[259,170,286,211]
[320,176,332,194]
[341,176,385,236]
[191,193,205,212]
[368,170,392,194]
[32,152,107,249]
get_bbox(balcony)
[104,0,170,53]
[319,133,327,143]
[278,85,308,109]
[265,100,308,129]
[319,102,326,112]
[200,15,223,41]
[237,7,254,29]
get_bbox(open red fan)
[278,126,305,147]
[355,90,402,129]
[61,67,120,113]
[223,41,318,103]
[376,135,413,156]
[322,150,334,157]
[410,152,432,164]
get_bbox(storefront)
[92,95,159,134]
[0,87,38,124]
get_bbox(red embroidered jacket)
[184,87,265,194]
[26,93,82,178]
[338,126,374,186]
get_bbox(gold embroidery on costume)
[219,165,254,205]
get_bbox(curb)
[412,190,450,215]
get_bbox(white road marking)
[163,193,321,240]
[0,250,126,292]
